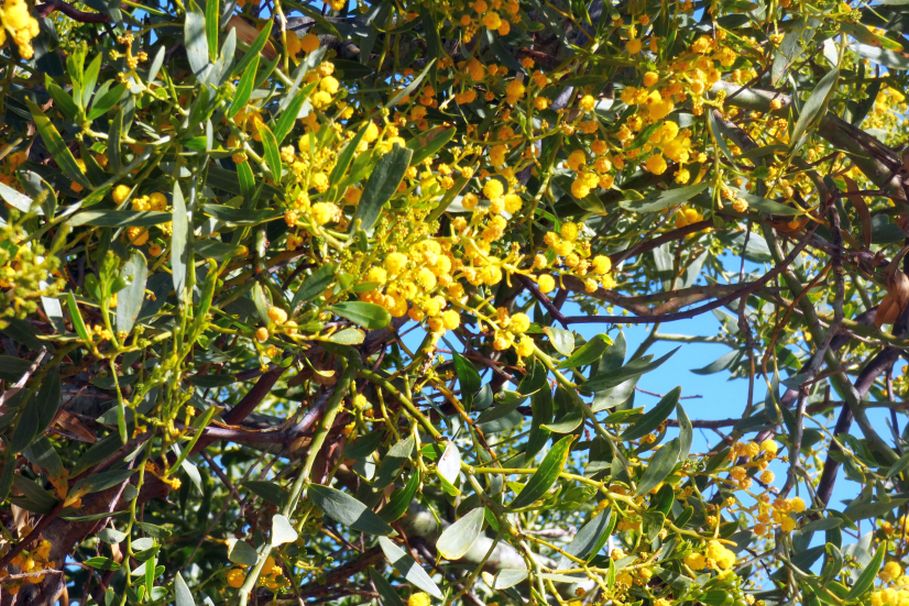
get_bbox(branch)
[37,0,110,22]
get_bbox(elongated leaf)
[308,484,393,535]
[293,264,336,306]
[257,122,281,181]
[171,183,189,298]
[791,68,839,150]
[175,573,195,606]
[69,210,172,228]
[204,0,218,61]
[328,126,368,191]
[560,334,611,369]
[26,100,90,188]
[352,145,412,234]
[369,567,405,606]
[677,402,692,460]
[273,83,315,144]
[636,438,680,495]
[386,58,436,107]
[509,435,575,509]
[582,347,679,393]
[437,507,485,560]
[185,3,210,78]
[116,252,147,336]
[846,543,885,600]
[407,126,456,165]
[227,54,258,118]
[452,352,481,396]
[619,183,708,213]
[66,292,90,342]
[331,301,390,329]
[622,387,680,440]
[0,181,35,214]
[381,472,420,522]
[563,509,614,562]
[378,536,443,599]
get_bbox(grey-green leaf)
[791,68,839,150]
[271,513,299,546]
[352,145,412,234]
[116,252,147,336]
[378,536,443,599]
[622,387,680,441]
[636,438,681,495]
[437,507,485,560]
[175,573,196,606]
[331,301,391,329]
[509,435,575,509]
[171,183,189,298]
[308,484,393,535]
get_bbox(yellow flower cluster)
[0,0,39,59]
[685,539,736,571]
[2,539,54,595]
[0,221,64,329]
[112,184,169,253]
[455,0,521,42]
[226,555,286,591]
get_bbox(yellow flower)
[626,38,643,54]
[227,568,246,588]
[408,592,432,606]
[481,11,502,30]
[112,184,131,205]
[881,561,903,583]
[645,154,667,175]
[483,179,504,199]
[537,273,556,293]
[299,32,320,53]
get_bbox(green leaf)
[308,484,393,535]
[846,543,885,600]
[544,326,575,356]
[435,441,461,494]
[352,145,413,234]
[622,387,680,441]
[171,182,189,298]
[509,435,575,509]
[290,265,335,308]
[739,192,801,216]
[677,402,692,460]
[0,181,35,214]
[378,536,443,599]
[563,509,614,562]
[185,2,210,79]
[84,556,121,571]
[328,327,365,345]
[691,350,740,374]
[69,210,172,228]
[227,54,258,118]
[204,0,218,61]
[11,474,57,513]
[227,540,258,566]
[81,53,102,108]
[386,58,436,107]
[331,301,391,329]
[560,334,611,369]
[328,126,368,194]
[636,438,680,495]
[369,568,405,606]
[407,126,456,165]
[26,99,90,188]
[71,468,134,497]
[0,356,29,381]
[271,514,299,546]
[619,183,708,213]
[45,76,79,122]
[175,573,195,606]
[273,83,315,144]
[257,122,282,181]
[791,68,839,150]
[437,507,485,560]
[66,292,91,342]
[381,472,420,522]
[116,252,148,337]
[452,352,481,397]
[88,83,127,120]
[581,348,679,393]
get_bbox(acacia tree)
[1,0,909,603]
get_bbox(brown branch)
[561,226,814,325]
[37,0,110,22]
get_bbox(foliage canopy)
[2,0,909,604]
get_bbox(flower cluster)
[0,0,39,58]
[0,221,64,329]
